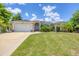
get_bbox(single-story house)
[11,21,40,32]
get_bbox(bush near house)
[64,22,74,32]
[40,24,54,32]
[40,24,50,32]
[75,25,79,32]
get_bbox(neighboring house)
[11,20,40,32]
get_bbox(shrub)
[40,24,53,32]
[1,27,6,33]
[75,25,79,32]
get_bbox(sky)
[4,3,79,22]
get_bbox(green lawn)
[12,32,79,56]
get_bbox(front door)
[34,23,39,31]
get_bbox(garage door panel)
[14,23,33,32]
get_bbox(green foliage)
[64,21,74,32]
[1,26,6,32]
[72,10,79,24]
[40,24,53,32]
[75,25,79,29]
[0,3,13,32]
[12,13,22,21]
[0,4,12,21]
[64,10,79,32]
[70,10,79,31]
[75,24,79,32]
[0,3,5,8]
[0,18,4,26]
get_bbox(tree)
[0,3,13,32]
[65,21,74,32]
[65,10,79,32]
[12,13,22,21]
[70,10,79,31]
[72,10,79,24]
[0,3,4,8]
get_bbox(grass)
[12,32,79,56]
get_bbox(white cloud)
[53,12,60,17]
[37,19,44,21]
[30,14,44,21]
[38,4,42,7]
[45,17,52,22]
[30,14,37,21]
[54,17,63,22]
[5,3,14,5]
[17,3,26,5]
[42,5,63,23]
[32,14,37,17]
[6,7,21,14]
[42,5,56,13]
[5,3,26,5]
[25,12,29,16]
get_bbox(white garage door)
[14,23,33,32]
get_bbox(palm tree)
[0,3,13,32]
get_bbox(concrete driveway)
[0,32,39,56]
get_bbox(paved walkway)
[0,32,39,56]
